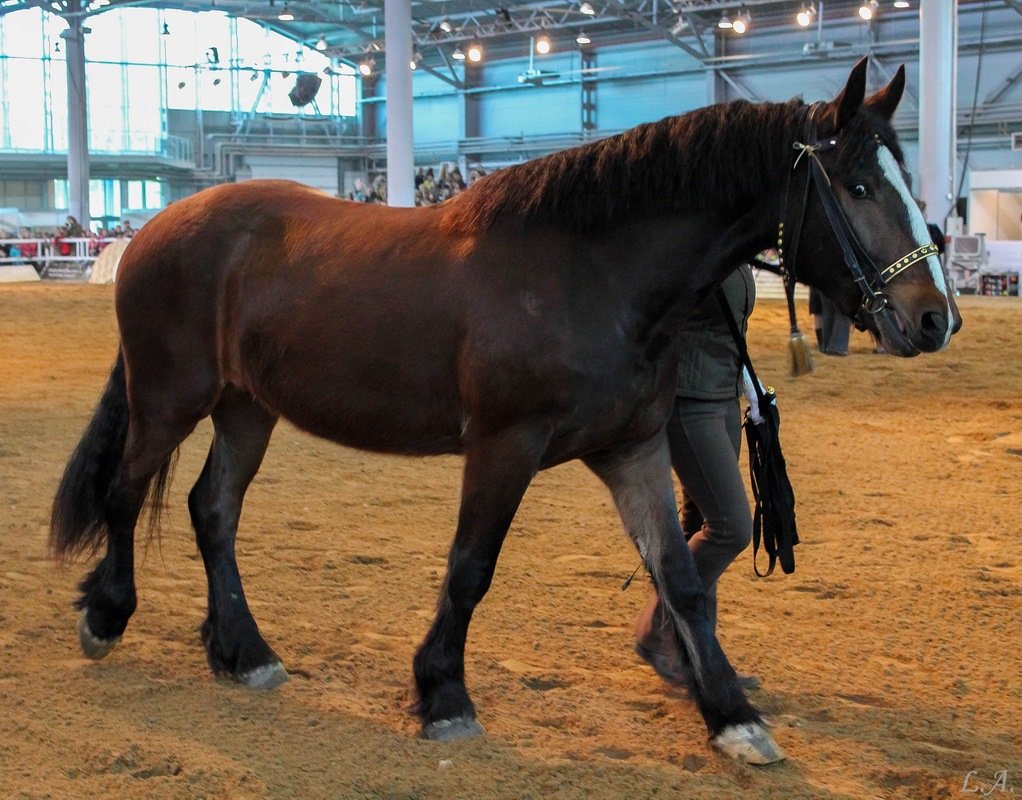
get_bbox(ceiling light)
[858,0,877,20]
[467,42,483,62]
[315,35,327,51]
[717,12,733,29]
[731,11,750,33]
[669,17,686,36]
[438,18,453,33]
[575,30,591,45]
[452,45,466,60]
[358,58,374,77]
[535,34,551,54]
[579,1,595,14]
[892,0,909,6]
[278,4,294,21]
[410,52,422,70]
[796,3,816,26]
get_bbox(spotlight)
[452,45,466,60]
[438,18,453,33]
[161,22,170,36]
[177,80,186,89]
[858,0,877,20]
[579,1,595,14]
[535,34,551,54]
[358,58,374,77]
[893,0,909,6]
[250,71,259,81]
[575,30,591,45]
[731,11,750,33]
[278,4,294,21]
[717,12,733,29]
[467,42,482,62]
[315,35,327,51]
[796,3,816,26]
[669,17,686,36]
[213,77,222,86]
[410,51,422,70]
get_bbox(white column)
[63,14,90,228]
[384,0,414,207]
[917,0,957,226]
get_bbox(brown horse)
[51,57,958,764]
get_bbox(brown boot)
[633,591,692,687]
[633,591,761,690]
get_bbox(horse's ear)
[820,56,869,134]
[864,64,906,120]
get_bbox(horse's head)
[787,57,961,356]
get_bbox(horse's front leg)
[585,434,785,765]
[413,422,549,741]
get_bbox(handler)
[634,263,761,690]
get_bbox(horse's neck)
[593,196,778,350]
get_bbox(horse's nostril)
[919,309,949,347]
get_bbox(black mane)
[442,98,808,235]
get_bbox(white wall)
[237,154,339,196]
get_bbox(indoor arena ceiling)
[2,0,1016,70]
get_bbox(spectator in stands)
[56,227,73,256]
[120,220,135,238]
[64,216,84,237]
[448,168,466,195]
[16,227,40,273]
[349,178,368,203]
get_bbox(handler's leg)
[666,397,752,632]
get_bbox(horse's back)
[112,181,470,453]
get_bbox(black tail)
[49,351,175,562]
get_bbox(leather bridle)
[776,103,939,318]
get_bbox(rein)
[777,104,940,316]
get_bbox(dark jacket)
[675,264,755,400]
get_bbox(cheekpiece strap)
[880,242,939,284]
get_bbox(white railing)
[0,237,125,277]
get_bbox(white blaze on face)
[876,145,953,345]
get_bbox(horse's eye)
[848,184,869,199]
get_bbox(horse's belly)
[232,330,466,456]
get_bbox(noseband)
[776,104,939,316]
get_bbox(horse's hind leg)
[413,423,548,740]
[585,434,784,765]
[187,385,285,689]
[78,417,198,659]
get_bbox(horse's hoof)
[237,662,289,690]
[422,716,486,742]
[711,722,786,765]
[77,611,120,660]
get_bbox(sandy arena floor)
[0,283,1019,799]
